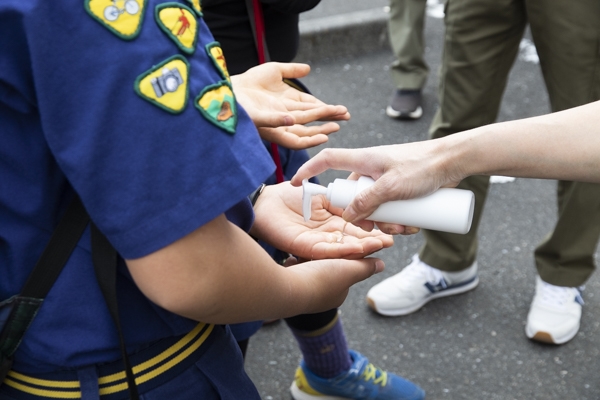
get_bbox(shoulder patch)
[85,0,147,40]
[134,55,190,114]
[194,81,237,135]
[206,42,230,81]
[155,3,198,54]
[185,0,202,16]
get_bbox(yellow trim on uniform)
[99,324,214,395]
[4,323,213,399]
[2,379,80,399]
[98,322,206,386]
[5,371,79,388]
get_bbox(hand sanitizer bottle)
[302,176,475,234]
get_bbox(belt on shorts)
[1,322,215,399]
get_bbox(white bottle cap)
[327,178,360,209]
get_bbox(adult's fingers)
[341,173,406,223]
[373,222,420,235]
[291,148,370,186]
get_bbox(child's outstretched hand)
[231,62,350,150]
[250,182,393,260]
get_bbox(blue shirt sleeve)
[21,0,274,258]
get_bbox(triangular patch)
[85,0,147,40]
[185,0,202,16]
[206,42,230,81]
[135,55,190,114]
[194,81,237,134]
[155,3,198,54]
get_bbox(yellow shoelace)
[361,363,388,386]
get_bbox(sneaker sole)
[366,276,480,316]
[386,105,423,120]
[525,322,580,345]
[290,382,346,400]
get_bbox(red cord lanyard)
[251,0,285,183]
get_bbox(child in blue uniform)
[0,0,406,398]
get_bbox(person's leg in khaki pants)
[420,0,527,270]
[526,0,600,288]
[368,0,600,344]
[521,0,600,344]
[386,0,429,119]
[367,0,528,317]
[388,0,429,90]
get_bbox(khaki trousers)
[420,0,600,286]
[388,0,430,90]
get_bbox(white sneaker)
[366,254,479,316]
[525,276,584,345]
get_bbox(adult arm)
[291,100,600,223]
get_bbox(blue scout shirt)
[0,0,273,376]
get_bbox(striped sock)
[289,313,352,378]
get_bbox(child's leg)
[285,309,351,378]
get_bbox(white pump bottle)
[302,176,475,234]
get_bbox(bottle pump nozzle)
[302,179,328,221]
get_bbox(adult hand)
[230,62,350,149]
[250,182,394,260]
[290,141,463,226]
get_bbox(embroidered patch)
[185,0,202,16]
[206,42,230,81]
[85,0,147,40]
[194,81,237,134]
[155,3,198,54]
[134,55,190,114]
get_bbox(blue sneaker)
[289,350,425,400]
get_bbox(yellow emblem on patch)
[155,3,198,54]
[206,42,230,81]
[85,0,147,40]
[135,55,190,114]
[194,81,237,135]
[186,0,202,16]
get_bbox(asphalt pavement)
[243,2,600,399]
